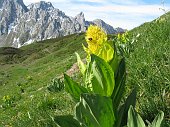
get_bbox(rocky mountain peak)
[76,12,84,17]
[0,0,28,36]
[92,19,117,34]
[16,0,27,6]
[93,19,106,26]
[28,1,54,11]
[0,0,28,11]
[0,1,124,47]
[75,12,85,25]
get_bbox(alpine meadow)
[0,1,170,127]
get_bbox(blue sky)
[23,0,170,29]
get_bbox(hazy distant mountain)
[0,0,124,48]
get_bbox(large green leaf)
[75,93,115,127]
[89,54,115,97]
[64,74,88,101]
[115,89,137,127]
[127,106,146,127]
[109,44,120,73]
[148,111,164,127]
[97,43,114,62]
[54,115,82,127]
[75,52,86,75]
[111,58,126,108]
[83,62,94,90]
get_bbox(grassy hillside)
[126,12,170,126]
[0,12,170,126]
[0,33,86,126]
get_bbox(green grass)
[0,12,170,126]
[126,12,170,126]
[0,33,85,126]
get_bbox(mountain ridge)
[0,0,124,48]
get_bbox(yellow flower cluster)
[117,31,128,44]
[84,25,114,62]
[2,95,10,102]
[85,25,107,53]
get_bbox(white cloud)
[75,0,105,2]
[53,3,168,29]
[23,0,170,29]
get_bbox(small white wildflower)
[136,33,140,38]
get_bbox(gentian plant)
[54,25,164,127]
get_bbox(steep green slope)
[126,12,170,126]
[0,33,85,126]
[0,11,170,126]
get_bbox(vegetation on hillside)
[54,25,164,127]
[126,11,170,126]
[0,11,169,126]
[0,33,85,126]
